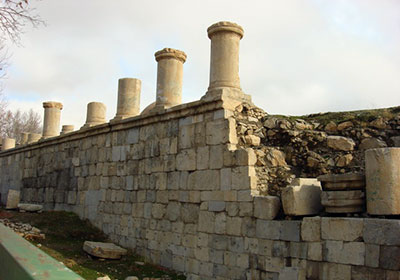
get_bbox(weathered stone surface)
[83,241,127,259]
[380,246,400,270]
[321,218,363,242]
[365,244,379,268]
[282,179,322,216]
[324,240,365,265]
[359,137,387,150]
[301,217,321,242]
[319,263,351,280]
[365,148,400,215]
[321,190,365,213]
[254,196,280,220]
[317,173,365,191]
[327,136,355,151]
[280,221,301,242]
[18,203,43,212]
[307,242,322,261]
[42,101,63,138]
[5,189,20,209]
[256,220,280,240]
[363,219,400,245]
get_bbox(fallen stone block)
[83,241,127,259]
[18,203,43,212]
[327,135,355,151]
[282,178,322,216]
[5,190,20,209]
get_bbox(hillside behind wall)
[1,94,400,280]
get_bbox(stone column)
[82,102,106,128]
[1,138,15,151]
[42,101,63,139]
[113,78,141,121]
[207,21,244,92]
[20,132,29,145]
[154,48,186,110]
[27,133,41,144]
[366,148,400,215]
[61,125,74,135]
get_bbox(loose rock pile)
[234,103,400,197]
[0,218,45,240]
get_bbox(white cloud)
[3,0,400,129]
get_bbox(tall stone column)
[42,101,63,139]
[113,78,141,121]
[207,21,244,92]
[20,132,29,145]
[82,102,106,128]
[154,48,187,110]
[366,148,400,215]
[27,133,41,144]
[1,138,15,151]
[61,125,74,135]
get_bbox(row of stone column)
[1,21,245,151]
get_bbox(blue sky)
[2,0,400,129]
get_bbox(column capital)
[207,21,244,39]
[155,48,187,63]
[43,101,63,110]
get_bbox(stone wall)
[1,94,400,279]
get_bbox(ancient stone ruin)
[1,21,400,280]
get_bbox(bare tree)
[1,108,41,142]
[0,0,44,82]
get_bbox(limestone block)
[365,148,400,215]
[365,244,380,268]
[206,118,237,145]
[307,242,322,261]
[379,246,400,270]
[244,135,261,146]
[254,196,281,220]
[327,136,355,151]
[208,201,225,212]
[280,221,301,242]
[282,178,322,216]
[256,220,280,240]
[319,263,351,280]
[321,217,363,241]
[196,146,209,170]
[289,242,308,259]
[226,217,242,236]
[198,211,215,233]
[301,217,321,242]
[209,145,224,169]
[264,256,284,273]
[324,240,365,265]
[176,149,196,171]
[83,241,127,259]
[5,189,20,209]
[2,138,16,151]
[363,219,400,245]
[232,166,255,190]
[279,267,303,280]
[235,148,257,166]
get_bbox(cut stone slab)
[365,148,400,215]
[18,203,43,212]
[83,241,127,259]
[254,195,280,220]
[282,178,322,216]
[5,190,20,209]
[317,173,365,191]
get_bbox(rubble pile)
[234,103,400,196]
[0,218,45,240]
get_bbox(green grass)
[0,210,185,280]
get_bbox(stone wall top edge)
[0,98,225,157]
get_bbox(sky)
[2,0,400,129]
